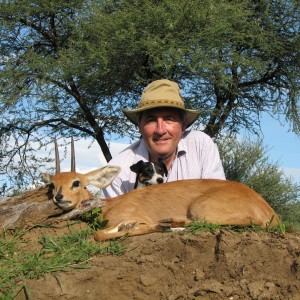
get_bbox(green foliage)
[0,227,126,299]
[218,135,300,224]
[0,0,299,195]
[80,207,109,230]
[279,202,300,227]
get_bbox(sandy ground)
[14,222,300,300]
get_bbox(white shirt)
[101,130,225,198]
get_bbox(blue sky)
[59,114,300,184]
[259,114,300,183]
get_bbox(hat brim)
[122,105,200,128]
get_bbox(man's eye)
[164,116,176,122]
[72,180,80,188]
[145,117,155,122]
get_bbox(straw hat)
[122,79,200,128]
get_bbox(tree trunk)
[95,130,112,162]
[0,186,105,230]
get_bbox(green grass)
[0,227,126,299]
[185,220,223,234]
[185,219,298,237]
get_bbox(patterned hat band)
[137,99,185,109]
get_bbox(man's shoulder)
[107,139,143,165]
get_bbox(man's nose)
[155,118,167,134]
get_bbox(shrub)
[217,136,300,224]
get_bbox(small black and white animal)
[130,160,168,189]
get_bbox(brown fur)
[94,179,279,241]
[42,167,279,241]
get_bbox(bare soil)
[14,222,300,300]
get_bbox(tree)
[0,1,119,160]
[82,0,300,137]
[0,0,127,194]
[0,0,299,194]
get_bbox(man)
[101,79,225,198]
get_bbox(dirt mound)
[16,225,300,300]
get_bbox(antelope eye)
[72,180,80,188]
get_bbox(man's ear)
[86,166,121,188]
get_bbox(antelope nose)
[55,194,63,202]
[157,178,164,184]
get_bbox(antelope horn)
[54,138,61,174]
[71,137,76,172]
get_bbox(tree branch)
[1,118,94,137]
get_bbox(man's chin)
[152,151,172,160]
[152,142,171,150]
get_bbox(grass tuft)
[0,227,126,299]
[185,219,298,238]
[80,207,108,230]
[185,220,222,234]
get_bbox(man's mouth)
[153,138,169,143]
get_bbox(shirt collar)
[177,135,187,158]
[136,139,149,162]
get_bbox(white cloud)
[59,140,130,173]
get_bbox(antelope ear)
[86,166,121,188]
[40,173,53,184]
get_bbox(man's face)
[138,108,186,161]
